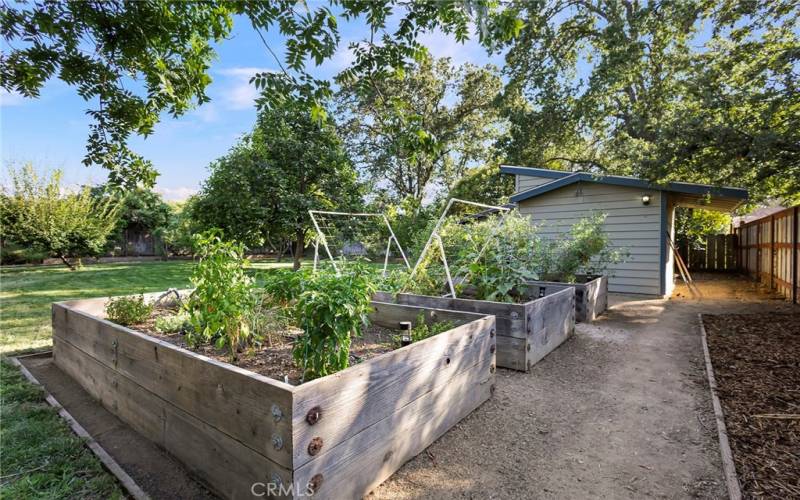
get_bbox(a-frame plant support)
[309,210,411,275]
[404,198,512,298]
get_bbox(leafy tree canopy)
[336,55,505,203]
[499,0,799,203]
[192,100,362,269]
[0,164,120,269]
[1,1,523,188]
[91,185,172,236]
[448,164,514,206]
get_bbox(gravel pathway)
[372,275,797,499]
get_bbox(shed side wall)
[517,181,664,295]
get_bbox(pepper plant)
[186,230,256,358]
[292,263,376,381]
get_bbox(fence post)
[793,206,798,304]
[770,215,776,290]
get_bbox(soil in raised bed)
[703,313,800,498]
[131,307,399,385]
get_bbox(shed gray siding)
[517,174,556,192]
[516,179,665,296]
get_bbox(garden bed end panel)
[524,275,608,322]
[374,287,575,371]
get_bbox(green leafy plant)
[292,264,376,381]
[540,213,627,283]
[409,312,454,343]
[186,231,256,358]
[406,211,545,302]
[154,311,191,334]
[105,295,153,326]
[261,269,310,307]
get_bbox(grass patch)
[0,260,298,354]
[0,360,123,498]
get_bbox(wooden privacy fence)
[679,235,738,271]
[735,206,800,304]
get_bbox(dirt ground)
[371,274,798,499]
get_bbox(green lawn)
[0,260,297,354]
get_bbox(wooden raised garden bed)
[51,293,496,499]
[374,287,575,372]
[523,275,608,322]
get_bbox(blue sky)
[0,13,501,200]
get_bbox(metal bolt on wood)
[271,404,283,422]
[490,344,496,354]
[308,474,324,494]
[270,473,283,488]
[490,364,496,373]
[490,329,495,338]
[306,406,322,425]
[271,434,283,451]
[308,437,324,456]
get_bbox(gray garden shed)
[500,166,749,296]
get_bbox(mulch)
[703,313,800,498]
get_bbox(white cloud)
[0,89,26,107]
[156,185,198,202]
[216,67,275,111]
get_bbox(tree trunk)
[59,254,76,270]
[293,229,304,271]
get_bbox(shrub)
[292,264,376,381]
[154,311,191,334]
[1,164,120,269]
[106,295,152,325]
[186,231,256,358]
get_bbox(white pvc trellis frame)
[404,198,512,298]
[309,210,411,276]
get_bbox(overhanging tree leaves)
[1,1,522,187]
[192,101,362,270]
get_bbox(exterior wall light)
[641,194,651,206]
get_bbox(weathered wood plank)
[380,293,527,339]
[54,337,293,500]
[291,314,495,470]
[525,288,575,367]
[293,355,493,499]
[495,335,528,371]
[523,276,607,322]
[368,301,486,329]
[52,302,295,468]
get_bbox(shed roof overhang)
[501,165,748,212]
